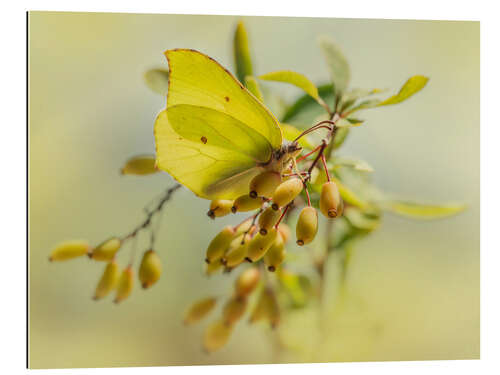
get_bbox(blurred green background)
[28,12,479,368]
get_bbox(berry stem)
[321,154,330,182]
[307,139,327,177]
[296,144,323,163]
[241,207,264,244]
[304,184,312,206]
[274,204,290,228]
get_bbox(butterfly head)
[285,141,303,159]
[269,141,302,173]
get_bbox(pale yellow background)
[29,12,479,368]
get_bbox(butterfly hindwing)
[154,110,264,200]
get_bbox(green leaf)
[280,123,314,149]
[384,200,466,219]
[343,207,380,232]
[377,75,429,106]
[336,117,364,128]
[244,76,264,102]
[345,98,381,115]
[330,157,374,173]
[330,217,357,249]
[233,21,253,84]
[143,68,169,96]
[318,37,351,95]
[281,84,333,123]
[343,88,384,101]
[333,177,369,209]
[277,269,312,308]
[311,172,369,209]
[343,76,428,115]
[333,127,350,149]
[261,87,288,120]
[259,70,320,100]
[339,88,385,112]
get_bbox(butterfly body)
[262,141,302,172]
[154,49,301,200]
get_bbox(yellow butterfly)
[154,49,302,200]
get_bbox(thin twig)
[121,184,182,242]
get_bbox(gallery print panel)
[28,11,479,368]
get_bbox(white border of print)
[2,1,497,374]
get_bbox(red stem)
[296,144,323,162]
[275,204,290,228]
[321,154,330,182]
[304,184,312,206]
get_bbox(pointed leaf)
[384,200,466,219]
[143,68,169,96]
[339,88,385,112]
[277,269,312,308]
[336,117,364,128]
[282,84,333,122]
[343,207,380,232]
[333,127,350,149]
[345,98,382,115]
[312,172,369,209]
[377,76,429,106]
[233,21,253,84]
[318,37,350,95]
[332,177,369,209]
[259,70,319,100]
[330,217,358,249]
[261,88,288,120]
[244,76,264,102]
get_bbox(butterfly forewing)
[155,49,283,200]
[165,49,282,149]
[167,104,272,163]
[155,111,263,200]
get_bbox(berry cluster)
[184,267,280,353]
[49,238,162,303]
[204,164,343,274]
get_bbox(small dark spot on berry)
[224,96,230,102]
[201,136,207,144]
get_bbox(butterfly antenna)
[293,120,337,143]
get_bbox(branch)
[121,183,182,242]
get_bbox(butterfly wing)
[165,49,282,149]
[155,107,267,200]
[155,49,283,200]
